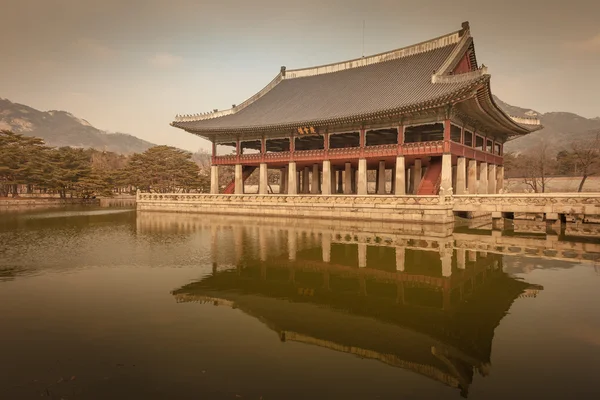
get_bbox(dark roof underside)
[175,44,483,132]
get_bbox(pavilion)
[172,22,542,196]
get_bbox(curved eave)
[479,80,543,136]
[172,76,487,138]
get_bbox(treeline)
[504,133,600,193]
[0,130,210,198]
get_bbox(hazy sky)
[1,0,598,152]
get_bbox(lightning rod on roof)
[362,20,365,58]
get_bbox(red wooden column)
[359,128,366,157]
[211,141,216,164]
[324,132,329,155]
[260,137,266,163]
[397,124,404,155]
[236,138,241,163]
[443,119,451,153]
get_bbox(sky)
[1,0,599,152]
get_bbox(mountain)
[494,96,600,154]
[0,98,156,154]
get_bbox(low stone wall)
[453,193,600,216]
[136,193,455,224]
[0,198,99,207]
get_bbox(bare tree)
[571,132,600,192]
[521,141,554,193]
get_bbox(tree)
[571,133,600,192]
[519,142,555,193]
[45,147,92,198]
[0,130,50,197]
[123,146,207,193]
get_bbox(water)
[1,207,599,399]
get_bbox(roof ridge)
[285,28,465,79]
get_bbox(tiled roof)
[171,23,500,134]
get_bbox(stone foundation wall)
[0,198,99,207]
[136,193,455,224]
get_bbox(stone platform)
[136,193,455,224]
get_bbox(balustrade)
[211,140,501,165]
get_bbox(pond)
[1,207,599,399]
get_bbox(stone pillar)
[351,167,357,193]
[478,162,488,194]
[259,227,268,262]
[377,161,386,194]
[497,165,504,193]
[311,164,320,194]
[468,159,478,194]
[488,164,497,194]
[296,171,301,193]
[391,166,396,194]
[280,167,287,194]
[412,159,422,194]
[394,156,406,195]
[302,167,310,194]
[344,162,352,194]
[456,157,466,195]
[337,170,343,193]
[322,233,331,263]
[358,243,367,268]
[396,247,405,271]
[457,249,466,269]
[210,165,219,194]
[468,250,477,262]
[357,159,367,195]
[322,161,332,195]
[287,229,297,261]
[259,163,268,194]
[235,164,244,194]
[288,162,297,195]
[440,153,452,193]
[441,249,452,277]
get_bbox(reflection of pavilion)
[172,224,542,398]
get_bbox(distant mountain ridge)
[0,98,156,154]
[1,96,598,156]
[493,96,600,153]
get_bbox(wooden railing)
[212,140,500,165]
[450,142,502,165]
[401,141,445,156]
